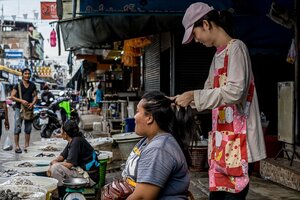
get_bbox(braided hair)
[141,91,199,167]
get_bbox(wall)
[1,31,29,58]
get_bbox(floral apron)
[208,41,255,193]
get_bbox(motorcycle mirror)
[59,91,65,96]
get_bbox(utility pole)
[295,0,300,144]
[0,5,3,65]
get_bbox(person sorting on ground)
[102,91,199,200]
[174,2,267,200]
[47,120,99,198]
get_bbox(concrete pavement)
[1,106,300,199]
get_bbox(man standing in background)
[86,85,94,112]
[95,83,104,114]
[10,68,37,153]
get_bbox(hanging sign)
[4,49,23,59]
[41,1,59,20]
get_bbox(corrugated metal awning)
[58,15,182,51]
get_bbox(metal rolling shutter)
[174,40,215,94]
[174,34,215,137]
[144,35,160,92]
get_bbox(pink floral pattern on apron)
[208,41,254,193]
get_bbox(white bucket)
[0,185,47,200]
[112,132,142,160]
[93,122,102,131]
[2,176,58,192]
[33,138,67,147]
[20,151,60,161]
[1,160,50,174]
[98,150,113,162]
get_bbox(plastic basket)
[90,101,98,108]
[190,146,208,172]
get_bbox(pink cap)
[182,2,214,44]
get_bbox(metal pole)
[294,0,299,145]
[170,33,175,96]
[140,55,144,91]
[72,0,77,18]
[290,0,300,166]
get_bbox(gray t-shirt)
[122,133,189,199]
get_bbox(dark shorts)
[98,102,103,108]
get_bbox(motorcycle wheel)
[41,125,52,138]
[33,115,42,130]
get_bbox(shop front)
[55,0,300,191]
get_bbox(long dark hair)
[141,91,199,167]
[194,9,234,37]
[62,120,83,138]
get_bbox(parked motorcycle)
[40,107,61,138]
[33,104,48,130]
[40,92,79,138]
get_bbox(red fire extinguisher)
[50,29,56,47]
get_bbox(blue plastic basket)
[125,118,135,132]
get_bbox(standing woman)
[95,83,104,113]
[86,85,94,111]
[175,2,266,200]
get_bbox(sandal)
[15,148,22,154]
[24,148,28,153]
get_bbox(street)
[0,106,42,164]
[1,106,300,199]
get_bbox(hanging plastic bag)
[3,135,13,151]
[286,39,296,64]
[50,28,57,47]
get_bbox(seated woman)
[103,91,198,200]
[47,120,99,198]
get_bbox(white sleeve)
[194,41,251,112]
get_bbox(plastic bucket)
[0,185,47,200]
[3,176,58,200]
[124,118,135,132]
[116,139,140,160]
[99,154,109,187]
[112,132,142,160]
